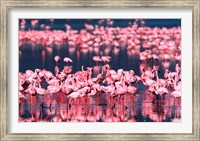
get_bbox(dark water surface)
[20,19,181,31]
[19,44,177,77]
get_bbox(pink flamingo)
[141,67,155,79]
[63,66,72,74]
[154,85,169,96]
[68,91,82,99]
[61,84,73,95]
[92,56,102,65]
[63,57,73,66]
[101,56,111,64]
[54,55,61,65]
[155,70,167,87]
[46,81,61,105]
[141,76,156,87]
[171,90,181,98]
[175,63,181,75]
[127,85,138,95]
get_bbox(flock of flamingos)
[19,19,181,122]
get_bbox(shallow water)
[19,44,178,77]
[19,44,181,122]
[19,19,181,122]
[19,92,181,122]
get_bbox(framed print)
[0,0,199,141]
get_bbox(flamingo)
[18,20,182,122]
[154,86,169,95]
[63,57,73,66]
[155,70,167,87]
[141,67,155,79]
[141,76,156,87]
[46,82,61,106]
[68,91,82,99]
[35,87,46,95]
[114,81,128,96]
[101,56,111,64]
[54,55,61,65]
[175,63,181,75]
[171,81,181,104]
[61,84,73,95]
[171,90,181,97]
[25,70,34,77]
[127,85,138,95]
[63,66,72,74]
[92,56,102,65]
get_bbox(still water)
[19,88,181,122]
[19,44,178,77]
[19,44,181,122]
[19,19,181,122]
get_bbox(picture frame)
[0,0,199,140]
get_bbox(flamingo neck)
[174,76,177,89]
[81,66,84,72]
[156,71,159,81]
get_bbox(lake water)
[19,19,181,122]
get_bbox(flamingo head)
[129,70,135,75]
[86,67,93,72]
[54,56,60,62]
[97,73,103,79]
[105,64,110,70]
[165,69,169,73]
[35,68,40,74]
[140,76,145,82]
[167,79,173,85]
